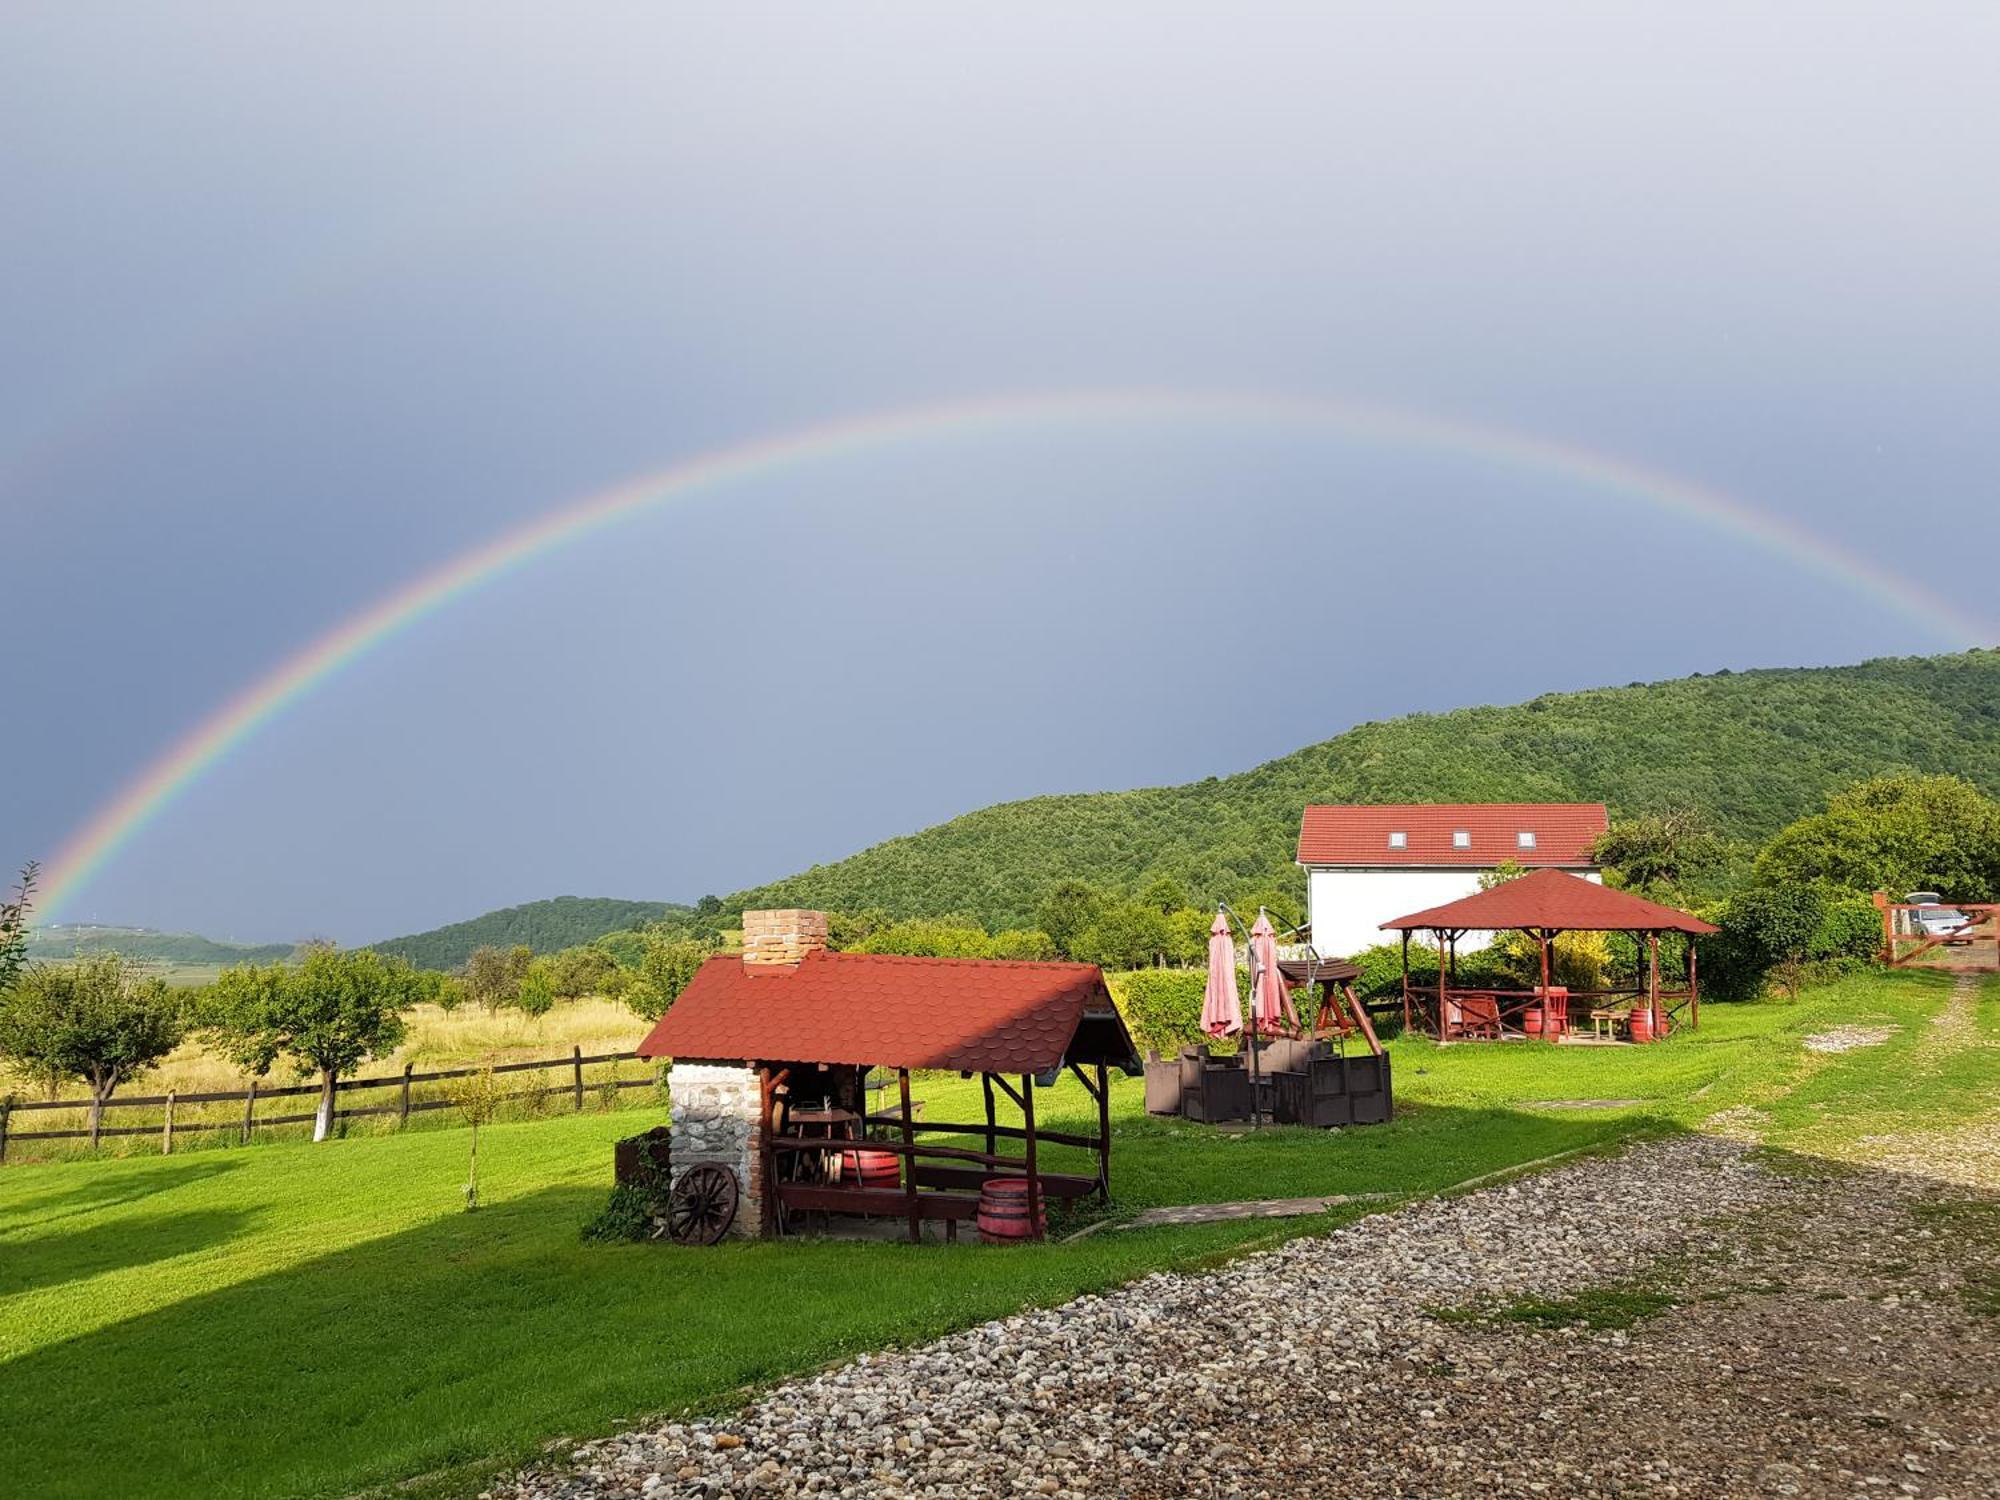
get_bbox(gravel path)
[487,1133,2000,1499]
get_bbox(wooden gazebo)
[1379,868,1718,1043]
[637,937,1139,1243]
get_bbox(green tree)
[1593,808,1729,900]
[625,936,718,1021]
[432,974,468,1014]
[0,862,35,997]
[540,945,624,1001]
[1036,880,1106,959]
[515,965,556,1017]
[1071,900,1174,970]
[448,1064,504,1210]
[850,917,995,958]
[464,944,533,1012]
[0,952,183,1141]
[1755,773,2000,900]
[206,945,418,1141]
[1704,885,1825,1001]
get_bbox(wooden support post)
[981,1073,996,1161]
[1437,931,1449,1042]
[1,1094,12,1164]
[399,1062,413,1127]
[1021,1073,1043,1242]
[1648,931,1661,1034]
[1538,929,1552,1000]
[899,1068,920,1244]
[162,1090,176,1156]
[241,1079,257,1145]
[1095,1061,1111,1200]
[1401,931,1412,1032]
[572,1045,585,1112]
[1688,940,1700,1029]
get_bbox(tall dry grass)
[0,995,660,1165]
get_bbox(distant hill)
[728,650,2000,928]
[24,925,297,966]
[372,896,687,970]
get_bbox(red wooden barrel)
[977,1177,1046,1244]
[1523,1006,1544,1036]
[838,1148,902,1191]
[1628,1008,1654,1043]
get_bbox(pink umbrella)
[1249,909,1301,1037]
[1200,911,1243,1038]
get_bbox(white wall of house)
[1306,866,1603,960]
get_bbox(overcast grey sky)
[4,4,1996,942]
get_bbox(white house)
[1298,803,1608,959]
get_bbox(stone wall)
[668,1061,763,1237]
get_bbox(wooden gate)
[1875,894,2000,972]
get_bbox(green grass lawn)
[1,970,1985,1500]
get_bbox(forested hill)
[24,926,296,965]
[372,896,686,969]
[730,650,2000,929]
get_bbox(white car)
[1905,893,1971,940]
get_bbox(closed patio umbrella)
[1249,909,1301,1037]
[1200,911,1243,1038]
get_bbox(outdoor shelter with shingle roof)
[1378,868,1719,1045]
[638,913,1139,1244]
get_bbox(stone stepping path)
[1517,1097,1648,1110]
[1120,1193,1395,1228]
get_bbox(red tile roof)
[1379,867,1718,935]
[635,950,1137,1074]
[1297,803,1607,868]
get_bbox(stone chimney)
[741,908,830,968]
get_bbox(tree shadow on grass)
[0,1207,261,1299]
[0,1155,245,1236]
[0,1103,1670,1500]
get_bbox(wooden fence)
[0,1048,654,1161]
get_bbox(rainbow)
[36,387,1992,921]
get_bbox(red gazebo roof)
[635,950,1139,1074]
[1379,868,1718,935]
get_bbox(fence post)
[0,1094,11,1164]
[162,1090,176,1156]
[241,1079,257,1145]
[573,1046,584,1112]
[400,1062,414,1127]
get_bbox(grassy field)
[2,970,1990,1500]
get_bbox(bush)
[580,1183,661,1244]
[1811,893,1884,966]
[1704,885,1826,1001]
[1108,968,1221,1056]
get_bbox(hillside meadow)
[4,969,1991,1500]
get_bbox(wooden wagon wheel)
[666,1164,739,1245]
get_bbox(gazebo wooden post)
[1436,929,1448,1041]
[1688,939,1700,1028]
[1538,927,1552,999]
[899,1068,920,1244]
[1647,932,1661,1034]
[1401,931,1413,1031]
[1021,1073,1043,1242]
[981,1073,997,1160]
[1095,1061,1111,1200]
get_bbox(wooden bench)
[772,1182,983,1241]
[911,1163,1098,1200]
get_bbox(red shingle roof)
[1379,867,1718,935]
[1297,803,1607,868]
[635,950,1137,1074]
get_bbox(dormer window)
[1387,831,1407,849]
[1517,831,1537,849]
[1452,830,1471,849]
